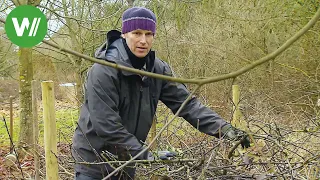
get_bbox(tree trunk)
[265,29,278,89]
[18,48,34,150]
[62,0,84,110]
[74,60,83,109]
[16,0,42,153]
[12,0,41,6]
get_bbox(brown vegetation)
[0,0,319,179]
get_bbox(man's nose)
[139,34,147,44]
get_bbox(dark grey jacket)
[72,38,229,178]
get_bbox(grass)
[0,107,79,147]
[55,108,78,143]
[0,115,20,146]
[1,104,215,152]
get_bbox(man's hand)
[157,151,177,160]
[147,150,177,160]
[221,124,251,148]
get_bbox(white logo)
[12,17,41,37]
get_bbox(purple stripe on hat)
[123,17,156,24]
[122,18,156,34]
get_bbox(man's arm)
[86,63,148,159]
[159,63,229,138]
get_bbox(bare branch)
[1,5,319,85]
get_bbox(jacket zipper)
[134,84,143,135]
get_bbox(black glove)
[157,151,177,160]
[221,124,251,148]
[147,151,177,160]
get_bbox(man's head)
[121,7,156,58]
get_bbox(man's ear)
[121,34,126,38]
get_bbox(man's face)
[122,29,154,58]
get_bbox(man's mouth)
[137,47,147,52]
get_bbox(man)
[72,7,250,180]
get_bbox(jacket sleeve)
[159,63,229,138]
[86,63,148,159]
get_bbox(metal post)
[9,96,13,152]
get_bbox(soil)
[0,143,74,180]
[0,145,36,180]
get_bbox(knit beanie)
[122,7,156,34]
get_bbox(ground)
[0,143,74,179]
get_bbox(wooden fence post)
[32,80,40,180]
[42,81,58,180]
[317,98,320,124]
[232,85,241,128]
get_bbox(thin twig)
[2,116,25,179]
[72,158,198,165]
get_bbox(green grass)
[0,105,201,149]
[55,108,79,144]
[0,108,79,147]
[0,115,20,146]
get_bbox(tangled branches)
[66,104,319,180]
[133,117,319,179]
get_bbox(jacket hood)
[94,37,131,67]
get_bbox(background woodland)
[0,0,319,179]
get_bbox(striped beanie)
[122,7,156,34]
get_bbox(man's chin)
[135,52,148,58]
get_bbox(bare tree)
[10,0,42,152]
[1,0,319,179]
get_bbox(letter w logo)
[12,18,41,37]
